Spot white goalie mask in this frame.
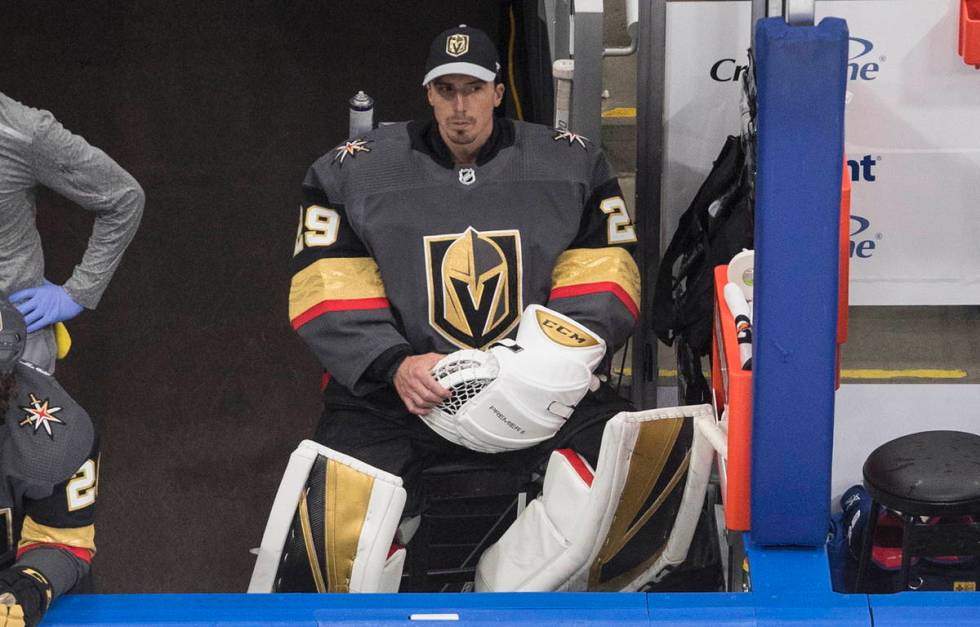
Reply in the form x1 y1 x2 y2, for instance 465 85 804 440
422 305 606 454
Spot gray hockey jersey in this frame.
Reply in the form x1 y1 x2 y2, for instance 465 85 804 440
290 119 640 395
0 362 97 595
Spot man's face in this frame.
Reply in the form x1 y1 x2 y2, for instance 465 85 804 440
426 74 504 149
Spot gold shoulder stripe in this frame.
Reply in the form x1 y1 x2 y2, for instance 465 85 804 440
552 247 641 307
19 516 96 554
289 258 387 322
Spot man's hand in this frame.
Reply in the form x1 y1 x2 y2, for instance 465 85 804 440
393 353 450 415
9 280 83 334
0 567 52 627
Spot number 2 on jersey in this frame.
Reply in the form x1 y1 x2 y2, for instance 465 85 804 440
66 458 98 512
599 197 637 244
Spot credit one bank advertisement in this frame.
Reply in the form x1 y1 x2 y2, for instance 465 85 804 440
663 0 980 305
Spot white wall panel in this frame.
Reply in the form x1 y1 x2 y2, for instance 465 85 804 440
662 0 980 304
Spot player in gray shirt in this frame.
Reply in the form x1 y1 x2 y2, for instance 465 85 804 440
0 91 144 372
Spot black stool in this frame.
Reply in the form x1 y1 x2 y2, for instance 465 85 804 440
855 430 980 592
401 460 538 592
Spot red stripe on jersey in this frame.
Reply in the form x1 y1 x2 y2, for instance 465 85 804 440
549 282 639 319
292 297 391 329
555 449 594 487
18 543 94 564
320 372 332 391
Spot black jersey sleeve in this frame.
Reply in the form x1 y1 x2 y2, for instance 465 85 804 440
16 432 98 597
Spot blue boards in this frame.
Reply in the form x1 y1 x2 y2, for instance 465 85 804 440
751 17 848 546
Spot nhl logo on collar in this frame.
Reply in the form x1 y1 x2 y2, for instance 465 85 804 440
458 168 476 185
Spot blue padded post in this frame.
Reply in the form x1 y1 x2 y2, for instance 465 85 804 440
750 17 848 545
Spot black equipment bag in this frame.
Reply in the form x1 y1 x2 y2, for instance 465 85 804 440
651 136 754 403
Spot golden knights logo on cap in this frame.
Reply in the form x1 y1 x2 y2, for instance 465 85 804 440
535 309 600 348
425 227 522 349
446 33 469 57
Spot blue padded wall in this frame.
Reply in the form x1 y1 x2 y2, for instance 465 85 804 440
750 17 848 545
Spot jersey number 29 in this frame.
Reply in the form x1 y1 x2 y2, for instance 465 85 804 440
294 205 340 254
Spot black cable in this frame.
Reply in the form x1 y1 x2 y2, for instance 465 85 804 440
616 337 630 394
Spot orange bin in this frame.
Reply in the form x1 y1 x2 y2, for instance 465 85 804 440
710 266 753 531
961 0 980 67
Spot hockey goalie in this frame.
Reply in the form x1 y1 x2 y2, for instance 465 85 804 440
249 304 719 593
260 19 728 593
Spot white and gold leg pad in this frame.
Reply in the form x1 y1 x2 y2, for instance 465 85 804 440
248 440 407 593
475 404 718 592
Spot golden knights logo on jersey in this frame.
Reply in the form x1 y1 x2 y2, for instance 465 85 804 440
425 227 522 349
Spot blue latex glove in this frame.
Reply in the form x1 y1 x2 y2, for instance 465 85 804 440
9 280 84 333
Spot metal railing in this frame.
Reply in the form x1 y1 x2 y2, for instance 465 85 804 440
543 0 640 140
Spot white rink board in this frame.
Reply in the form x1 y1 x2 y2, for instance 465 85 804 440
662 0 980 305
831 384 980 509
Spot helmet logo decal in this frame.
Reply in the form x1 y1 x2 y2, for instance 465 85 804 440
425 227 522 349
19 393 65 439
446 34 469 57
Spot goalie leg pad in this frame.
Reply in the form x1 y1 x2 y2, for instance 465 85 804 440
475 449 594 592
248 440 407 593
475 405 716 592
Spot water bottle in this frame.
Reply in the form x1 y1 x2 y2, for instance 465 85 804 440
348 91 374 139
